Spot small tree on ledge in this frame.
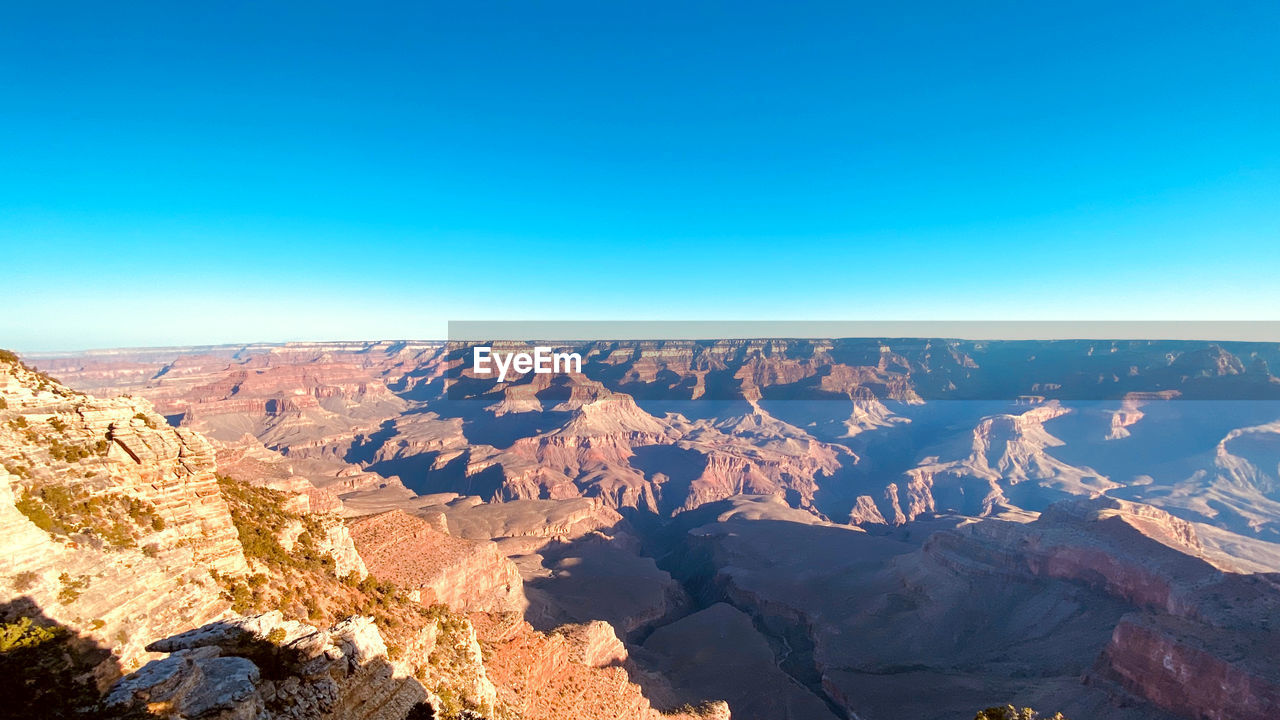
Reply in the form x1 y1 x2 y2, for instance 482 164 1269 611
975 706 1067 720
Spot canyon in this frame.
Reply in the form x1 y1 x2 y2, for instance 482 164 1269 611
6 338 1280 719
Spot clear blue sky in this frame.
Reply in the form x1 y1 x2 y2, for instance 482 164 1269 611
2 1 1278 350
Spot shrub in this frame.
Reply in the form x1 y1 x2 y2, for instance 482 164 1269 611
0 617 61 652
305 596 322 620
974 706 1067 720
0 614 129 719
218 476 293 565
16 484 161 548
57 573 90 604
15 492 55 532
48 436 94 462
435 687 463 719
226 581 254 614
217 475 339 573
11 570 39 592
4 463 31 479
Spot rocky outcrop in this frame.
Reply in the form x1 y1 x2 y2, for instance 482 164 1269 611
1 358 247 674
1105 613 1280 720
108 612 434 720
925 498 1280 719
668 411 850 515
848 494 888 525
557 620 628 668
277 512 368 581
488 390 677 512
472 612 729 720
926 498 1214 614
110 650 264 719
843 385 910 437
437 497 623 544
348 510 525 612
1215 421 1280 497
1106 392 1178 440
882 401 1118 524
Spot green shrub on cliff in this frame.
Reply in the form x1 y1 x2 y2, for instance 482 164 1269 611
0 613 151 720
0 616 98 717
974 706 1067 720
10 571 39 592
0 616 61 652
57 573 90 604
217 475 294 565
15 492 55 532
217 475 338 574
14 484 162 548
47 435 95 462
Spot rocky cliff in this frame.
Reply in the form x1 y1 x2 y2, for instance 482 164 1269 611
1 355 247 676
108 612 433 720
348 509 526 613
1106 612 1280 720
925 498 1280 720
472 612 729 720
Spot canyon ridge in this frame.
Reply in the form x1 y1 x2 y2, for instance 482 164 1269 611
5 338 1280 720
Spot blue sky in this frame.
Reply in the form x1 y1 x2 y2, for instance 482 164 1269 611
2 1 1278 350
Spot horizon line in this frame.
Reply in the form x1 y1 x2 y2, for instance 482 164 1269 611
16 320 1280 356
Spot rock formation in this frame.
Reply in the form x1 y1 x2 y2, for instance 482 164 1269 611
472 612 728 720
108 612 434 720
348 509 526 613
1 355 247 675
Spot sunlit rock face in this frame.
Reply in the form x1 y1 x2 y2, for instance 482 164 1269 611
109 612 439 720
1 356 247 676
348 509 526 613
